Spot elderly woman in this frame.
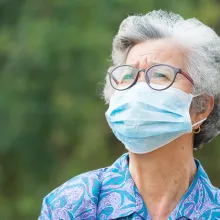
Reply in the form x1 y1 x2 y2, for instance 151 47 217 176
39 10 220 220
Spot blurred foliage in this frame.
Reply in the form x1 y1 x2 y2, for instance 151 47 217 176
0 0 220 219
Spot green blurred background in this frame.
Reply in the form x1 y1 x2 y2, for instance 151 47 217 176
0 0 220 219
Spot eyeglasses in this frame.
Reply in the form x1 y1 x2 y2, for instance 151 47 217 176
108 64 194 91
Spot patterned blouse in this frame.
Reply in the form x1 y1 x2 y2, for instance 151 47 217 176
38 153 220 220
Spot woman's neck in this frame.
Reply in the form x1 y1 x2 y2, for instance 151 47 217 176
129 134 197 220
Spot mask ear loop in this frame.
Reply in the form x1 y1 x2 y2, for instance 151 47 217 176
192 117 207 134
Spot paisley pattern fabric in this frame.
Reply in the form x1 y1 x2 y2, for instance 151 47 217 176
38 153 220 220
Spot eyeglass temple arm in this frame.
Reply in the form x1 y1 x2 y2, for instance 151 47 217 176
179 70 194 85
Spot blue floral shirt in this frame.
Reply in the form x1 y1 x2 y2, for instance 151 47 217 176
39 153 220 220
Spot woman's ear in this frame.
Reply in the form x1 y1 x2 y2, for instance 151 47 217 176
193 95 214 129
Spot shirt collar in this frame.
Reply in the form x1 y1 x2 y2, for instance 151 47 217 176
98 153 217 220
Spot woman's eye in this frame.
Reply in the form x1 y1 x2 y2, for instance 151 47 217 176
122 73 135 80
153 72 166 78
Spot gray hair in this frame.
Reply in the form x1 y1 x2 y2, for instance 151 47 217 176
103 10 220 149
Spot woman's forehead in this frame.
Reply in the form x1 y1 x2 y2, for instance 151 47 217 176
126 39 186 68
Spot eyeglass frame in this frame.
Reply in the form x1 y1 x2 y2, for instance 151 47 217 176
108 64 194 91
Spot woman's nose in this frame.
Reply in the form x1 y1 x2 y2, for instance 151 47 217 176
137 71 146 82
136 56 148 82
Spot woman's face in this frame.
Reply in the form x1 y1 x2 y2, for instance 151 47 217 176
125 39 193 94
125 39 214 126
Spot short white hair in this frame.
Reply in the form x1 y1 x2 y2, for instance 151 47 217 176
102 10 220 149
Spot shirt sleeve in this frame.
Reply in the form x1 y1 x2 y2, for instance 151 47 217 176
37 170 103 219
38 197 52 220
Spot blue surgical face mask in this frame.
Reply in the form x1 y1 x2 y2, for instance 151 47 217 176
105 82 206 154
